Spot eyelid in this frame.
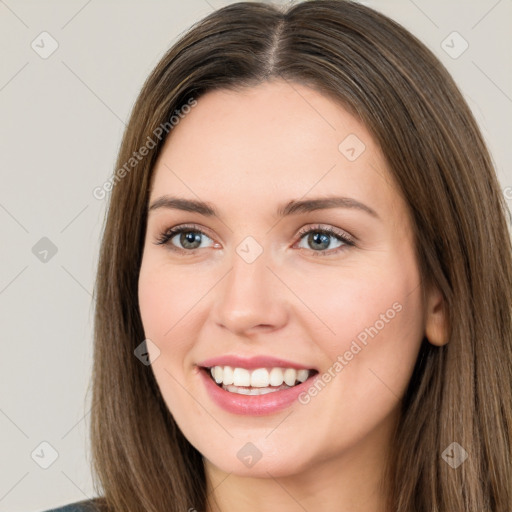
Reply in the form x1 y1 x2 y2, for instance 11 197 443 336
296 224 355 245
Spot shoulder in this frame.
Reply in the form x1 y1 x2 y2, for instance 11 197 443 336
41 499 104 512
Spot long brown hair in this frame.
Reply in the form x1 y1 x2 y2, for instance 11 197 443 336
89 1 512 511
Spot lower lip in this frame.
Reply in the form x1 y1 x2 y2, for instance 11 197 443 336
198 367 317 416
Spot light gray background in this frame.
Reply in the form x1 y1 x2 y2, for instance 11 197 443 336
1 1 511 511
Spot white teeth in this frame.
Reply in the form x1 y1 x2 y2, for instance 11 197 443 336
222 365 234 385
213 366 223 384
232 367 250 387
269 367 284 386
250 368 269 387
208 365 313 389
283 368 297 386
232 386 250 395
222 383 295 395
297 369 309 383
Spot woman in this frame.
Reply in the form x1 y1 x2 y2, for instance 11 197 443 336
45 0 512 511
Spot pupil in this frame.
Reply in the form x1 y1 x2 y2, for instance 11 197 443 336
182 231 200 248
311 232 329 250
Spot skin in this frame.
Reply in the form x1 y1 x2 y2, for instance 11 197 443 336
138 79 447 512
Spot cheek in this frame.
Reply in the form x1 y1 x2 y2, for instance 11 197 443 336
137 260 192 382
295 248 424 393
292 260 423 450
138 260 203 420
138 265 169 340
306 245 423 351
138 257 201 341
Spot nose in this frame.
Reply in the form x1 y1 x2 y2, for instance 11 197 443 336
212 247 289 337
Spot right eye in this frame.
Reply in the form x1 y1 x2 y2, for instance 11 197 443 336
154 224 217 254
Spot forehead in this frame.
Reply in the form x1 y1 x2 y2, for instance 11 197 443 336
149 80 401 221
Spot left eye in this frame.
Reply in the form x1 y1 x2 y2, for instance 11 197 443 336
295 227 353 254
154 224 355 256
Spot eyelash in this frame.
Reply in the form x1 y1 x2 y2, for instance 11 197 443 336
153 223 355 257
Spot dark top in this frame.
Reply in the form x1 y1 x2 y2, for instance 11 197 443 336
42 499 99 512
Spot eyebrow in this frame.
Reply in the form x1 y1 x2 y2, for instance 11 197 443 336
148 195 379 219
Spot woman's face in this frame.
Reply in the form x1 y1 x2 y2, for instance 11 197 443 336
138 80 428 479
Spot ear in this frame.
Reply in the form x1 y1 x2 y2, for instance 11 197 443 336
424 283 449 346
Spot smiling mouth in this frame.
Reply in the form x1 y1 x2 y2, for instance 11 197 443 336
201 366 318 395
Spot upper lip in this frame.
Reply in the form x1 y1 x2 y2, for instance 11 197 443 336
197 355 316 371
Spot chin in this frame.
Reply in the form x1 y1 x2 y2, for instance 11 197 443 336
200 437 316 478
